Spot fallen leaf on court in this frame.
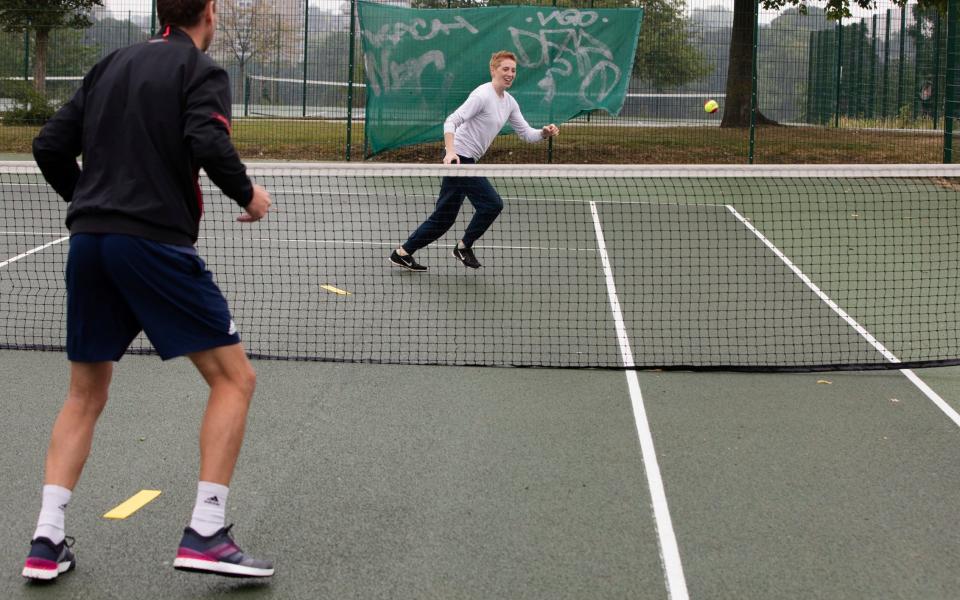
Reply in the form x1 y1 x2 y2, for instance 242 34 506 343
816 379 832 384
890 398 900 403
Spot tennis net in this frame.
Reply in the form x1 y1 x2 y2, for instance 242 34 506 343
3 161 960 372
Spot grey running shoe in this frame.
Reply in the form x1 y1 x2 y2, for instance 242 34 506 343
22 536 76 581
173 525 274 578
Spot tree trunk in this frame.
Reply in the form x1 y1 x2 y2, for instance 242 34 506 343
721 0 778 127
33 28 49 97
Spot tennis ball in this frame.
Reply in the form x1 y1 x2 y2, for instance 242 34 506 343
704 99 719 114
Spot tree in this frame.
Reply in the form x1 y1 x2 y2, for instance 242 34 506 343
84 16 149 54
0 0 103 95
722 0 943 127
211 0 287 93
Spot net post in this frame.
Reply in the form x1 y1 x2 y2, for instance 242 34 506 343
150 0 157 36
748 0 759 164
945 0 958 163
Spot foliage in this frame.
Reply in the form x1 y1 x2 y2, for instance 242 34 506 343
0 78 55 124
0 0 103 33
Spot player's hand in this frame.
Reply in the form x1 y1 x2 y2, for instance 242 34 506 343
238 183 271 222
542 124 559 138
443 150 460 165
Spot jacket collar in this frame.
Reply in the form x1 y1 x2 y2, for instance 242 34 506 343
152 25 195 45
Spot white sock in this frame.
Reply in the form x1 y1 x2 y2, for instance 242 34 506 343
190 481 229 537
396 247 409 256
33 484 72 544
457 241 466 250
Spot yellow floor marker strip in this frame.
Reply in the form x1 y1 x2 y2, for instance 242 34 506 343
320 284 351 296
103 490 161 520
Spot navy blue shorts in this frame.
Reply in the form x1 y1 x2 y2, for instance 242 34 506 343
66 233 241 361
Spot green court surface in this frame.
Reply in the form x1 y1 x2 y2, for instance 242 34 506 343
1 352 960 598
3 166 960 596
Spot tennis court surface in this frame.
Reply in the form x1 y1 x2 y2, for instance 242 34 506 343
2 162 960 598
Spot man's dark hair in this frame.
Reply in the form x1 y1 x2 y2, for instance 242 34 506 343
157 0 211 28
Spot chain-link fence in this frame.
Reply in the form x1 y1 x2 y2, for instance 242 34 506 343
0 0 957 163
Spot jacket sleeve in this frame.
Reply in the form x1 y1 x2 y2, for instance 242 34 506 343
32 85 85 202
183 65 252 207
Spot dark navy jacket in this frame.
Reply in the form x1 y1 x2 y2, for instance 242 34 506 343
33 25 252 246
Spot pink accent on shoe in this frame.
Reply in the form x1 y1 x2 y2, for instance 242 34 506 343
176 548 216 562
24 558 58 570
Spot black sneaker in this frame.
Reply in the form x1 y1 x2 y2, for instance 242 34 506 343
22 536 76 581
453 246 481 269
390 250 427 272
173 525 274 578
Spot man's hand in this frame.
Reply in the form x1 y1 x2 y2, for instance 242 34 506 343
237 183 271 222
541 124 560 139
443 150 461 165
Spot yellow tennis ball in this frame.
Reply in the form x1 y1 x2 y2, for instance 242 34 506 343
704 99 719 114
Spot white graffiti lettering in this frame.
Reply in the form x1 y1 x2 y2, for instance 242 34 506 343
363 16 478 47
365 49 446 97
509 13 622 106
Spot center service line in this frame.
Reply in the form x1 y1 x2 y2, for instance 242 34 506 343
590 201 690 600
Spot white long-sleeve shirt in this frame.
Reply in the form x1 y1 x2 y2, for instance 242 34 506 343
443 82 543 160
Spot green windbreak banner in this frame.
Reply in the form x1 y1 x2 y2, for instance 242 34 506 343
358 2 643 155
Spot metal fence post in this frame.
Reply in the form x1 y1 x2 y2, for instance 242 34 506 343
749 0 759 164
23 26 29 81
834 17 843 128
346 0 357 161
932 9 942 129
897 5 906 116
882 10 891 119
302 0 309 119
944 0 958 162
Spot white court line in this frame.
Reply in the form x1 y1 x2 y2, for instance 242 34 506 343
0 236 69 269
590 201 689 600
726 204 960 429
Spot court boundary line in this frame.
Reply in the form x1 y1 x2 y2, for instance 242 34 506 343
725 204 960 429
590 201 689 600
0 236 68 269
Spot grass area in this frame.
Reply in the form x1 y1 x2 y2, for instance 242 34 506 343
1 118 950 163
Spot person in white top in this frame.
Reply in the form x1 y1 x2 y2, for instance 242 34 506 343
390 50 560 271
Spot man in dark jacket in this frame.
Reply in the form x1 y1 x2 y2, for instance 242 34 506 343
23 0 274 580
